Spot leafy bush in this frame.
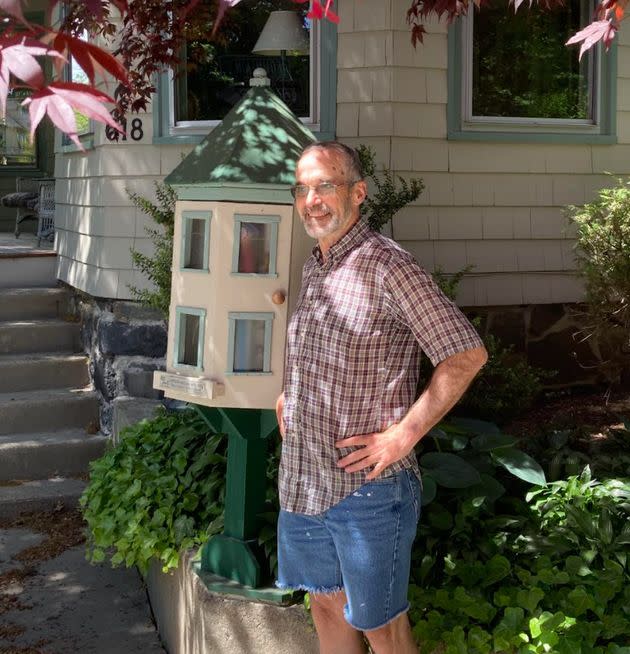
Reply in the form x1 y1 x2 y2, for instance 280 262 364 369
431 267 546 423
417 417 546 508
410 466 630 653
567 177 630 383
458 331 545 422
81 408 227 573
356 144 424 232
128 182 176 319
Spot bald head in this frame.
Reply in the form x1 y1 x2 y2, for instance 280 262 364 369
299 141 363 183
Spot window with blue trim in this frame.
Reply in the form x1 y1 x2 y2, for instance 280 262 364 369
232 214 279 275
227 312 274 374
154 0 336 142
449 0 616 141
181 211 211 271
175 307 206 370
61 15 93 149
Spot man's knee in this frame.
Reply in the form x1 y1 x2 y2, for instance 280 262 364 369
363 613 415 653
310 590 347 620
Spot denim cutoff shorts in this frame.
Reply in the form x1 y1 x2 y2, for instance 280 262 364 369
276 468 421 631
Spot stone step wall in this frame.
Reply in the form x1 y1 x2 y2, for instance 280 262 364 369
66 288 167 434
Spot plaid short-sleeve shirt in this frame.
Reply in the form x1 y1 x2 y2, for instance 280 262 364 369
279 220 483 515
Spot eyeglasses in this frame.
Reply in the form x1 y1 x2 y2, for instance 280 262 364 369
290 181 359 199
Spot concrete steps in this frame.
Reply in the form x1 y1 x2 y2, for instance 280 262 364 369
0 478 88 520
0 387 100 435
0 253 57 288
0 318 80 354
0 352 89 392
0 268 107 518
0 430 108 481
0 287 70 320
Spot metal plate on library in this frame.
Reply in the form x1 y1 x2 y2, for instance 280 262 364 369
155 372 225 398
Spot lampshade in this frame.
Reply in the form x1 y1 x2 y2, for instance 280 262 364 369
252 11 309 56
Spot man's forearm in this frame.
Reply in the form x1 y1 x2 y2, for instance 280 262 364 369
399 345 488 445
336 345 487 478
275 392 285 438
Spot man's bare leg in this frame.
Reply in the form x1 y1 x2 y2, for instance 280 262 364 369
310 591 368 654
364 612 418 654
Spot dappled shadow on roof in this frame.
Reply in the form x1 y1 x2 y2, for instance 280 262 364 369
165 87 315 188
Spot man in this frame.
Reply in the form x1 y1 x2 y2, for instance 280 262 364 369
275 141 487 654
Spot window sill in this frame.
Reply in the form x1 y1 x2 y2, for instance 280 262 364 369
153 129 334 146
448 130 617 145
60 134 95 153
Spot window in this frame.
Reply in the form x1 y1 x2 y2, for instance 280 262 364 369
174 307 206 370
0 90 35 166
62 27 94 148
448 0 616 141
154 0 337 142
227 312 274 374
231 214 279 275
181 211 211 271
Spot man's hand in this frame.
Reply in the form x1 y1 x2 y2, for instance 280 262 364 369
336 346 487 479
336 423 417 480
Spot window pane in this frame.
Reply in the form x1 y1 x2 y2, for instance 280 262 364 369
238 222 271 273
184 218 207 269
65 29 91 140
179 314 201 366
233 319 266 372
0 90 35 166
472 0 591 119
175 0 310 122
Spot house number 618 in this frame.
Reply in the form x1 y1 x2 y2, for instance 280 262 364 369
106 118 144 142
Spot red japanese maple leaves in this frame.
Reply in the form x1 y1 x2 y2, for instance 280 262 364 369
405 0 623 51
0 4 128 147
0 0 622 147
566 0 624 57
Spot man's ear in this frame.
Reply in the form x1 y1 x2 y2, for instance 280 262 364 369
352 180 368 207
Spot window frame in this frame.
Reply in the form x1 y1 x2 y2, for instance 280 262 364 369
181 210 212 272
226 311 274 376
59 10 94 151
0 10 46 170
447 10 617 143
231 213 280 277
153 16 337 144
173 306 207 372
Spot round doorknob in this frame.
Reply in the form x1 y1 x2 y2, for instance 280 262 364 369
272 290 286 305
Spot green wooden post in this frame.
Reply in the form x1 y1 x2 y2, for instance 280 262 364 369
194 405 278 588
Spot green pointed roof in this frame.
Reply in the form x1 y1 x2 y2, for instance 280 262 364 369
165 85 316 203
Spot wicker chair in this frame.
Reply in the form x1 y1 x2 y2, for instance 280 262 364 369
3 177 55 243
36 179 55 246
6 177 39 238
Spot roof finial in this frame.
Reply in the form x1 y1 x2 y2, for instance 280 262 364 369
250 68 271 87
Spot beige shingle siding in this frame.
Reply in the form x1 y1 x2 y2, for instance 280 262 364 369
55 110 193 299
336 4 630 305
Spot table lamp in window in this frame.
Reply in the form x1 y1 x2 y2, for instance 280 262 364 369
252 10 309 105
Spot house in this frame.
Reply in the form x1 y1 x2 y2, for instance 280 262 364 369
6 0 630 425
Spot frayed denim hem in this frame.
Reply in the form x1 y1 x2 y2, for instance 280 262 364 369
346 601 410 632
275 581 343 595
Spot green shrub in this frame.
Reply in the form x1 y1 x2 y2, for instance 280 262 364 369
128 182 176 319
356 144 424 232
81 408 227 573
567 177 630 383
410 466 630 653
458 330 545 422
431 267 546 423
